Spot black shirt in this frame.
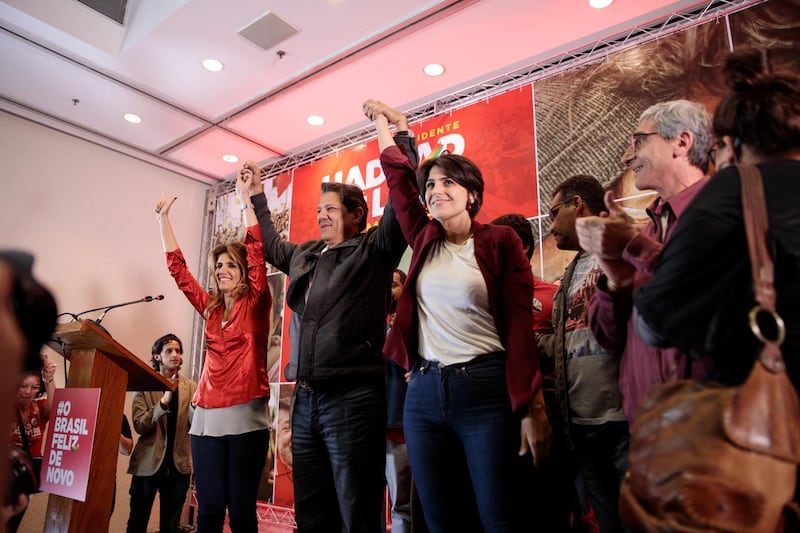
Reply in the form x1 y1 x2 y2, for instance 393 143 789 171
635 161 800 388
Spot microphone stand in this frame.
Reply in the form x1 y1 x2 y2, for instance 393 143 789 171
72 295 165 328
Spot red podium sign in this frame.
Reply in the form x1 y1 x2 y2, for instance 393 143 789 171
40 388 101 502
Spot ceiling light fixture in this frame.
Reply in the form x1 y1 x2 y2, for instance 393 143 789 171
589 0 613 8
306 115 325 126
222 154 239 163
202 59 224 72
423 63 445 77
123 113 142 124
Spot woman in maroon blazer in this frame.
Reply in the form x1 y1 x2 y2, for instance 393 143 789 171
364 100 551 533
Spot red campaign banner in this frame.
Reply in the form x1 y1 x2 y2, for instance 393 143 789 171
289 140 387 243
39 388 101 502
289 85 537 243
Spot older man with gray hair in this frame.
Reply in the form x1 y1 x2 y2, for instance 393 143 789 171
576 99 713 424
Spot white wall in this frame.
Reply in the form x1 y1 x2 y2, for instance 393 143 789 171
0 110 209 532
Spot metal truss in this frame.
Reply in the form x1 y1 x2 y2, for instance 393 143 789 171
207 0 765 197
411 0 764 118
194 0 766 381
257 503 297 527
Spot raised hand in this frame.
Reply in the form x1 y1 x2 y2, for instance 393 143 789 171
236 165 254 204
362 100 407 129
154 192 177 219
41 353 57 383
155 193 180 252
362 99 381 120
363 100 407 153
239 161 264 195
575 191 638 260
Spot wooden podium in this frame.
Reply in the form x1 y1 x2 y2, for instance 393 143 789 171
43 320 174 532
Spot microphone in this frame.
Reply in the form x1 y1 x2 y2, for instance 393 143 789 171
74 295 166 326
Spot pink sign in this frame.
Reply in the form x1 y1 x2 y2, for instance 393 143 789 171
39 388 101 501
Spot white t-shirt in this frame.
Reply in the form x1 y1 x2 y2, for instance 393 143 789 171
416 237 504 365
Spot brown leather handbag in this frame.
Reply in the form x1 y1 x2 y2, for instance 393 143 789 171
620 164 800 532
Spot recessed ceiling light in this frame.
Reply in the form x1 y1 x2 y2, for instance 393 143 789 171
202 59 224 72
123 113 142 124
306 115 325 126
222 154 239 163
589 0 613 8
423 63 445 77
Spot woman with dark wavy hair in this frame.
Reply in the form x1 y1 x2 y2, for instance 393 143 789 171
154 170 271 533
635 47 800 388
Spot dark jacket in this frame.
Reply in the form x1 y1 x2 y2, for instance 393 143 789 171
252 135 417 382
635 161 800 389
385 357 407 430
380 145 541 413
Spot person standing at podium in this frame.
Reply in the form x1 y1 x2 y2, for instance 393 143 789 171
154 169 272 533
126 334 197 533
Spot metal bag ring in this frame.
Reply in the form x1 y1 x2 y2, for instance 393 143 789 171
748 305 786 346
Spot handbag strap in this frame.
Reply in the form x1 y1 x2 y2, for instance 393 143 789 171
723 164 800 463
16 409 31 452
739 164 786 371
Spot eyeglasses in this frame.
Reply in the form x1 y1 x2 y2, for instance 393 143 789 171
630 132 660 152
548 199 571 219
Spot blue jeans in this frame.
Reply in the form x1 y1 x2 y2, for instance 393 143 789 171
571 421 630 533
404 354 524 533
190 429 269 533
291 380 386 533
126 463 191 533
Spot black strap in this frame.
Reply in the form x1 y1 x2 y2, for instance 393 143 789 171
16 409 31 452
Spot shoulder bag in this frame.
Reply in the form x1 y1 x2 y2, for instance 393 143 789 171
620 164 800 532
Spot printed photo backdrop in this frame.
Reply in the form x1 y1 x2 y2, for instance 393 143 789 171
531 0 800 280
204 0 800 506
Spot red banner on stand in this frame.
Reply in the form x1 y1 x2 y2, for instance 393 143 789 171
39 388 101 502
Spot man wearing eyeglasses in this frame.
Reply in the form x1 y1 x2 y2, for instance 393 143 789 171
539 174 629 533
575 99 713 425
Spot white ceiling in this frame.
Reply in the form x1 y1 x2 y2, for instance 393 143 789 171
0 0 709 185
